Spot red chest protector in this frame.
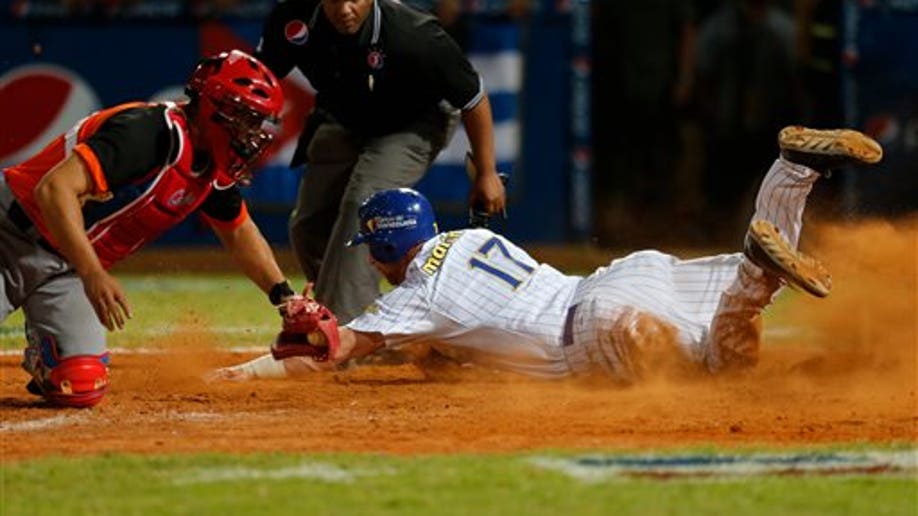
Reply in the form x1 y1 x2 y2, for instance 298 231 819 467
86 106 216 269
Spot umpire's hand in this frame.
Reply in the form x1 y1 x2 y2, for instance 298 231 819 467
470 170 506 216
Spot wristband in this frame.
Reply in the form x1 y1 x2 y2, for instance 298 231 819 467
268 280 295 305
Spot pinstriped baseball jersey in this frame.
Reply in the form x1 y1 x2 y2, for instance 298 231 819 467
347 157 821 380
346 228 581 377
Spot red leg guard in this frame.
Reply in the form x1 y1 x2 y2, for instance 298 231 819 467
44 355 110 408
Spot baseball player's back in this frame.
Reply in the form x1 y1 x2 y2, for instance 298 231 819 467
348 229 581 377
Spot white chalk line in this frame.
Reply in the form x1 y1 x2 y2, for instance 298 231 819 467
0 413 90 432
172 463 393 485
0 409 285 433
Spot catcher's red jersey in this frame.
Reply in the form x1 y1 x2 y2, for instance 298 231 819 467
3 101 248 268
3 102 149 236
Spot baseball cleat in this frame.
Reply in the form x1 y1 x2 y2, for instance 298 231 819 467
778 126 883 173
744 219 832 298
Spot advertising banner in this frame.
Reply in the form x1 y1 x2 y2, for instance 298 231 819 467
1 17 534 242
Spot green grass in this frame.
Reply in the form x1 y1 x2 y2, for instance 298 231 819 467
0 274 306 351
2 451 915 516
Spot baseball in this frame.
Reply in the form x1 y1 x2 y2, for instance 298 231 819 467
307 332 328 347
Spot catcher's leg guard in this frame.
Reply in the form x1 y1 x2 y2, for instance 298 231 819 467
22 334 110 408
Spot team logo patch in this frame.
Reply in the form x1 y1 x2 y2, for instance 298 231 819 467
285 20 309 45
367 50 385 70
167 189 196 208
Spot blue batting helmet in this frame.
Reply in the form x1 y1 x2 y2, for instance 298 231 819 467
347 188 438 263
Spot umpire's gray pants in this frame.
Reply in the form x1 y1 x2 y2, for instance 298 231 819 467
289 109 457 323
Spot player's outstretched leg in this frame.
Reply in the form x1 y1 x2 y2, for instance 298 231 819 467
705 126 883 371
742 126 882 298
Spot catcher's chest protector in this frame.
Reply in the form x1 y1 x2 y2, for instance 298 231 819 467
87 106 215 269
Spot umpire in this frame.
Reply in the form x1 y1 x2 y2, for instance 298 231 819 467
256 0 506 322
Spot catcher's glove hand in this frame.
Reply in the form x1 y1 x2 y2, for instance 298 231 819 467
271 296 341 362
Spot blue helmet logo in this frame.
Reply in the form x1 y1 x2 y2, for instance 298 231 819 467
347 188 438 263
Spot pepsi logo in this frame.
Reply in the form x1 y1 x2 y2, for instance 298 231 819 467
285 20 309 46
0 64 101 166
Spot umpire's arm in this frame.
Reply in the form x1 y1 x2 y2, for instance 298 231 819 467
463 95 506 215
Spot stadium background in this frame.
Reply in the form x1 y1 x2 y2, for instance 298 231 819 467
0 3 915 511
1 0 915 247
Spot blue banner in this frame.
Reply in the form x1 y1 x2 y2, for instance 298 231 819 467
843 0 918 213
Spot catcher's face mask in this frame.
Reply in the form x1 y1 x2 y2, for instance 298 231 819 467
210 100 281 184
185 50 285 186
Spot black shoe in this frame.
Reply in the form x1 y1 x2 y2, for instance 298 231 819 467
744 219 832 298
25 378 43 396
778 126 883 174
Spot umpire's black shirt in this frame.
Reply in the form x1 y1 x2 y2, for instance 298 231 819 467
257 0 483 139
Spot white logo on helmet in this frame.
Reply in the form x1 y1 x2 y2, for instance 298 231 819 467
370 215 417 231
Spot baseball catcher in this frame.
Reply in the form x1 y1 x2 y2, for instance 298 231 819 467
1 50 299 407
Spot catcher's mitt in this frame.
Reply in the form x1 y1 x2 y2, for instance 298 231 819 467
271 296 340 361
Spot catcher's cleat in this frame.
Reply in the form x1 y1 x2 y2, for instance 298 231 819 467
778 126 883 174
25 378 43 396
744 219 832 298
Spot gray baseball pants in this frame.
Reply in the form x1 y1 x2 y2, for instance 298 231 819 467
289 108 457 323
0 175 106 379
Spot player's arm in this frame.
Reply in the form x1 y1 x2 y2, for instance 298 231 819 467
34 154 132 331
207 325 383 382
336 328 385 363
210 213 289 298
200 185 293 303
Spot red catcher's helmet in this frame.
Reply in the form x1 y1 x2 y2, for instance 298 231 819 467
185 49 284 186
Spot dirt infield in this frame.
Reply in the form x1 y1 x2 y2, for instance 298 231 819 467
1 220 915 461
